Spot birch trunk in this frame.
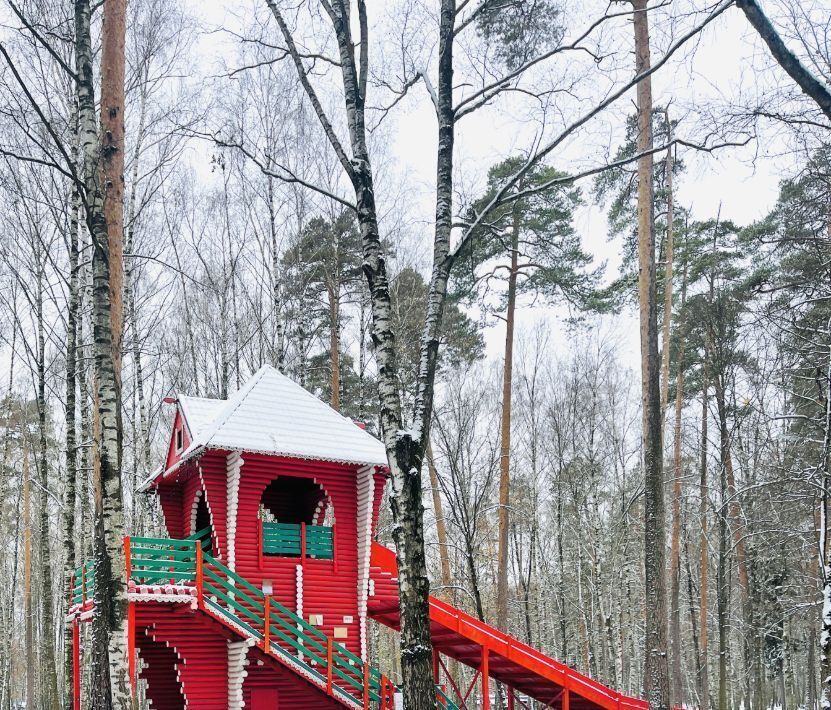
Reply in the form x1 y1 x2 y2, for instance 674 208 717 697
36 254 59 710
75 0 129 706
633 1 670 706
63 165 81 709
820 335 831 710
24 450 35 709
699 362 711 710
265 2 457 704
268 176 286 371
496 207 520 633
124 82 152 484
328 281 341 411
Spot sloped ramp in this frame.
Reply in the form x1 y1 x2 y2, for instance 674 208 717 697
368 542 647 710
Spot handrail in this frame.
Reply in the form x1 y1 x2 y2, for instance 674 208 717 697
198 550 391 707
370 541 641 710
68 537 457 709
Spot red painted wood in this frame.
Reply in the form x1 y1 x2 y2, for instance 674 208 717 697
482 647 490 710
369 541 648 710
251 687 280 709
72 619 80 710
127 601 135 695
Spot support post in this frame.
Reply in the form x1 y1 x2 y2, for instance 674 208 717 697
563 687 570 710
301 522 307 566
258 516 263 570
195 542 204 609
124 536 131 580
127 601 136 696
508 686 515 710
326 637 333 695
481 647 490 710
433 648 440 684
72 618 80 710
363 662 370 709
264 596 271 650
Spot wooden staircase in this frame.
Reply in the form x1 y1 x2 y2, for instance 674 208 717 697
68 534 454 709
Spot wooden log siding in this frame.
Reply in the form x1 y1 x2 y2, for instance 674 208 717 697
231 453 365 659
242 645 343 709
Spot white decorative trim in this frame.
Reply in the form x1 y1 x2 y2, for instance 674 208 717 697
296 564 304 662
355 465 375 661
188 488 202 536
226 451 244 572
227 639 254 709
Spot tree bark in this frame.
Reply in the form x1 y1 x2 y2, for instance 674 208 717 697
820 339 831 710
36 251 59 710
669 261 686 708
660 132 674 421
699 360 711 710
63 159 81 709
24 449 35 710
496 206 520 633
426 440 452 602
735 0 831 120
75 0 129 706
632 1 670 707
265 2 456 705
328 280 341 411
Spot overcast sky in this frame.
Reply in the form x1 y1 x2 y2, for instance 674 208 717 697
187 0 803 368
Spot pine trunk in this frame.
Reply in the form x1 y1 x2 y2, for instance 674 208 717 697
426 440 452 601
669 262 685 708
632 1 670 707
496 207 519 633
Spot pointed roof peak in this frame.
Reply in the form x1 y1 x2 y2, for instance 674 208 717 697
174 365 388 471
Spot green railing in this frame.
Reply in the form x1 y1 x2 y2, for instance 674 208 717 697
70 560 95 606
198 550 392 706
69 533 457 709
127 535 200 585
262 521 334 560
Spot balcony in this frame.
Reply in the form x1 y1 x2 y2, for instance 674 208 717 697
261 521 334 560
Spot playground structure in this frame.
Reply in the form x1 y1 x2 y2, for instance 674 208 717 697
67 365 649 710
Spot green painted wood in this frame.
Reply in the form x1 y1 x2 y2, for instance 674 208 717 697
129 536 196 548
202 580 264 628
131 559 195 571
132 570 195 583
203 568 265 614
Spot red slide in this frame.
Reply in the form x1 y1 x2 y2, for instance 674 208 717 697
368 542 647 710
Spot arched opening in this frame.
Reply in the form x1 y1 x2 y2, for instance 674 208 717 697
259 477 334 560
137 635 185 709
190 491 212 555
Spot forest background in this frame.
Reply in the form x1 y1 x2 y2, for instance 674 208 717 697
0 1 829 709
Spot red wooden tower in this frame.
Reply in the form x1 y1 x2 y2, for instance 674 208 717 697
68 365 648 710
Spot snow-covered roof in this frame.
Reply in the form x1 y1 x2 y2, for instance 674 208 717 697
155 366 388 486
178 395 225 440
